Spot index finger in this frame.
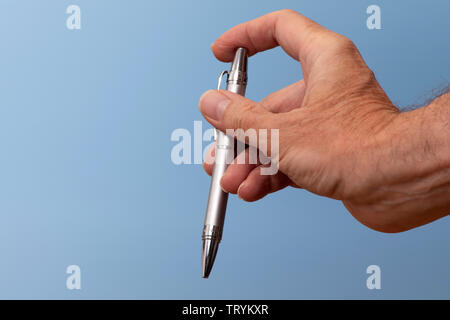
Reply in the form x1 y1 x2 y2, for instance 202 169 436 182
211 9 334 65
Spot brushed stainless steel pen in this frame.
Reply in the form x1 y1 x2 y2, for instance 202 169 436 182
202 47 248 278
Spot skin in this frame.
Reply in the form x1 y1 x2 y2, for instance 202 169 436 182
198 9 450 233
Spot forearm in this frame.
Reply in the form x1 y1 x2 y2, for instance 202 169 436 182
346 92 450 232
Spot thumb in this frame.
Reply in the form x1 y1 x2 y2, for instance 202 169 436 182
199 89 277 137
199 89 283 157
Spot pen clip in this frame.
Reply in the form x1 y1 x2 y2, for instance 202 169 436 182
217 70 228 91
213 70 228 141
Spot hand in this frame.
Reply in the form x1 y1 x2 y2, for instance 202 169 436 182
199 10 450 232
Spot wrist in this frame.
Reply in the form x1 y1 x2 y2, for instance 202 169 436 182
346 104 450 232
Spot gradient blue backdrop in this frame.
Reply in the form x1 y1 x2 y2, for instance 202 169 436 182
0 0 448 299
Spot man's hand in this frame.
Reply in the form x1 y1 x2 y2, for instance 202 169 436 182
199 10 450 233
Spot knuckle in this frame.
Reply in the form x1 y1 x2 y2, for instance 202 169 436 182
331 35 357 53
361 69 377 87
352 67 378 90
277 8 297 16
366 68 376 82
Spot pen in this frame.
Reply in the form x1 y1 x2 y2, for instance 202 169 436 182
202 47 248 278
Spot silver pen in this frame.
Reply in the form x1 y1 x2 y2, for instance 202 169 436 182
202 47 248 278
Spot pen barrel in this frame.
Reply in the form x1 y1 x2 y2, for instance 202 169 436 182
203 80 246 242
203 132 230 241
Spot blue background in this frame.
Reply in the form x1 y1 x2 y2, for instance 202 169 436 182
0 0 448 299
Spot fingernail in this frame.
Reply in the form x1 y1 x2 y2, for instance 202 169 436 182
220 176 229 193
237 182 246 199
204 147 214 165
199 90 230 121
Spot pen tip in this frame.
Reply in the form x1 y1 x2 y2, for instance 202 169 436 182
202 238 220 279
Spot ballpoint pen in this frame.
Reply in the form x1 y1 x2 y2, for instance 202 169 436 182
202 47 248 278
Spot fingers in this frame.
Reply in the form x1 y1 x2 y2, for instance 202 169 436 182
211 9 334 66
260 80 306 113
220 147 258 194
202 142 215 176
198 89 285 154
203 143 290 201
237 166 291 202
214 147 290 201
